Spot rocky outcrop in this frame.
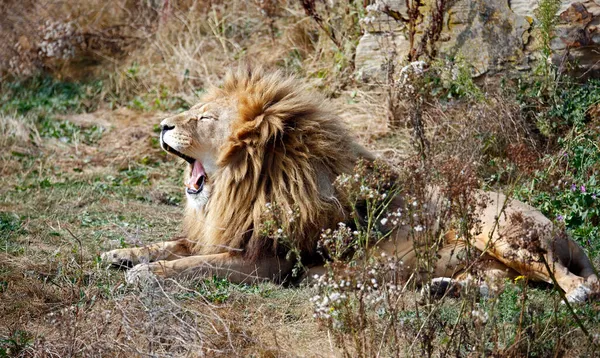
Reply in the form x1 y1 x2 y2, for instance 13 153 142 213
355 0 600 80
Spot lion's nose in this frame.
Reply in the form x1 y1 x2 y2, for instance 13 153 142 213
161 124 175 132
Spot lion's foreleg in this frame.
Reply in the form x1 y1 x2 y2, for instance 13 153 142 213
101 237 193 268
126 253 294 285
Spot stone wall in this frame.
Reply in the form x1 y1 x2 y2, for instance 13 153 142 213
355 0 600 80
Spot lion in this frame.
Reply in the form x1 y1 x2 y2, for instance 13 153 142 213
101 67 597 302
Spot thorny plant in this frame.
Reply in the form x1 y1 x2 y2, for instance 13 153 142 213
304 158 472 356
387 60 431 157
312 159 417 357
363 0 471 165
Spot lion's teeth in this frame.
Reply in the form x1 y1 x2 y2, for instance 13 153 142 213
191 183 199 190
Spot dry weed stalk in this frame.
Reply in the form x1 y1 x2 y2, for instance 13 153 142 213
300 0 344 51
374 0 449 61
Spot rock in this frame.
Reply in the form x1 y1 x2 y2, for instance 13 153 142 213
355 0 600 81
355 32 410 82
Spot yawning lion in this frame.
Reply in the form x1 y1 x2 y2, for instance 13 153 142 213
101 67 597 302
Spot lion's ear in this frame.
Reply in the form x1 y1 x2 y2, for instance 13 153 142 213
217 141 250 180
233 114 266 142
217 109 265 168
238 96 265 124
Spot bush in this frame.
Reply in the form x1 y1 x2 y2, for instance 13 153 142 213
515 80 600 255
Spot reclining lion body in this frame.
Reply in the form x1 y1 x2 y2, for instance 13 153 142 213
102 68 597 302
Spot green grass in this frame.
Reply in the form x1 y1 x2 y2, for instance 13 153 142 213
38 117 104 144
0 212 25 255
0 76 102 116
175 276 273 303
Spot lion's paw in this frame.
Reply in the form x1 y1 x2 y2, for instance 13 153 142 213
421 277 463 299
101 249 148 269
421 277 492 301
125 263 160 286
565 283 591 304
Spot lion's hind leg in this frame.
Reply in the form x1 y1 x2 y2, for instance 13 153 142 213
471 192 597 302
101 237 193 269
551 234 597 283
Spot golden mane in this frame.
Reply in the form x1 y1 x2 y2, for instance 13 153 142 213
183 67 371 260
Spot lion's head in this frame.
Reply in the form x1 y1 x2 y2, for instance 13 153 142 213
160 67 372 260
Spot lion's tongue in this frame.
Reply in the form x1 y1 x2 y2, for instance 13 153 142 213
187 160 205 190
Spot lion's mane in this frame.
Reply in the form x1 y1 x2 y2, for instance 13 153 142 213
184 67 371 260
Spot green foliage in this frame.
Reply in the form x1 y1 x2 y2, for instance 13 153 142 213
0 76 106 145
0 330 34 357
404 58 484 102
535 0 560 56
0 212 22 237
126 88 190 112
515 79 600 254
516 134 600 254
479 280 596 356
196 277 235 303
39 118 104 144
0 212 25 254
518 79 600 136
534 0 561 87
548 80 600 130
0 76 101 116
435 57 484 101
113 167 151 187
176 277 265 303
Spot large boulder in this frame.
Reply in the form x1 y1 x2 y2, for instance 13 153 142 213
355 0 600 80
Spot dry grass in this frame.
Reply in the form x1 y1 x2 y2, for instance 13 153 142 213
1 0 364 105
9 279 333 357
2 83 597 356
0 105 348 356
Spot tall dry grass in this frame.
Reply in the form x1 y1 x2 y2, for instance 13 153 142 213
1 0 367 106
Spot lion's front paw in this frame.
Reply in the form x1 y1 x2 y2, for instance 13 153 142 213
101 249 135 269
126 263 163 285
101 248 149 269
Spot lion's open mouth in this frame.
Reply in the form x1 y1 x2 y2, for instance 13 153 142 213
160 140 206 195
186 160 206 195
